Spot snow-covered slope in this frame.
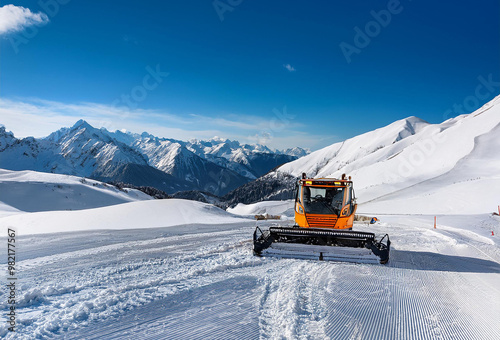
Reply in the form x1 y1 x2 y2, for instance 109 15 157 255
278 115 430 181
227 199 294 218
361 118 500 214
0 169 152 215
1 198 249 235
276 95 500 214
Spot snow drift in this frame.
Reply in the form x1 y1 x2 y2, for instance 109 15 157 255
1 198 250 235
0 169 152 215
227 200 295 218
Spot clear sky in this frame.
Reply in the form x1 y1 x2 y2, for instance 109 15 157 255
1 0 499 150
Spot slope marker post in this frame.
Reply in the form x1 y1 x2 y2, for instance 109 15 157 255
434 216 436 229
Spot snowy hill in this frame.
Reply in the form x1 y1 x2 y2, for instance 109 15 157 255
0 121 306 195
1 198 249 235
227 199 295 219
233 95 500 214
0 169 152 216
360 111 500 214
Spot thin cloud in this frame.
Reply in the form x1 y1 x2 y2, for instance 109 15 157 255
283 64 296 72
0 5 49 35
0 97 319 150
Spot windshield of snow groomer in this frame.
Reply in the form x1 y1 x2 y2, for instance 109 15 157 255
302 186 345 215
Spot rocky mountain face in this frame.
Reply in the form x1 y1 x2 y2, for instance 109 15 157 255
0 120 307 195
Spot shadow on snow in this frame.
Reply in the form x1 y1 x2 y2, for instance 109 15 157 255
390 249 500 273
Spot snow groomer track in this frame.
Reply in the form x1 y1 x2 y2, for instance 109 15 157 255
1 216 499 339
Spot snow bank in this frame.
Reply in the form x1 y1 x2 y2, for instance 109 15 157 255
227 200 294 218
0 169 152 214
0 201 21 218
0 199 250 235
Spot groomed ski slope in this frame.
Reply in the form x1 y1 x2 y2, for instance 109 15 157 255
1 204 499 339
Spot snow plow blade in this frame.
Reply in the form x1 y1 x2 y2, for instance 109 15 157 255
253 226 390 264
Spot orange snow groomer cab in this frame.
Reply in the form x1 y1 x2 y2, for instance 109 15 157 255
294 173 357 230
253 173 390 264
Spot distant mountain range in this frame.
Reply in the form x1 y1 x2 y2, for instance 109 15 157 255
0 120 309 195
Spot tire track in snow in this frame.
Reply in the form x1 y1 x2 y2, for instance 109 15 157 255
257 260 330 339
68 276 261 340
15 228 248 270
5 231 254 309
4 227 262 338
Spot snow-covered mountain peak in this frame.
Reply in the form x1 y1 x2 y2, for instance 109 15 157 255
209 136 228 143
72 119 93 130
0 126 14 138
140 131 155 139
0 126 16 151
1 119 304 195
401 115 429 131
281 147 310 158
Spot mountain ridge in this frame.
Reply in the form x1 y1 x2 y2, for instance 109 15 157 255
0 121 307 195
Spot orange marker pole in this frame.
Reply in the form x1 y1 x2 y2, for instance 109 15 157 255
498 205 500 215
434 216 436 229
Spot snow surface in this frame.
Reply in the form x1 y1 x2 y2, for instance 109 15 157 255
0 169 498 339
0 169 152 215
1 199 250 235
227 200 295 219
0 212 499 339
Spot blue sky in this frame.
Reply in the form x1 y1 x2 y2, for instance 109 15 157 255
1 0 499 150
